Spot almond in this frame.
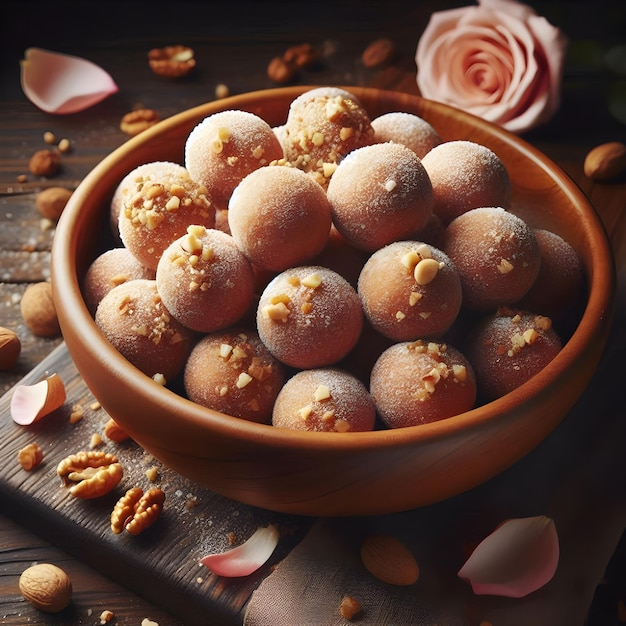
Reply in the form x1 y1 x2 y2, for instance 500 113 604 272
583 141 626 182
360 534 420 585
0 326 21 370
19 563 72 613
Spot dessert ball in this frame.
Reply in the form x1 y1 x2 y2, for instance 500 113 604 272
95 279 194 383
83 247 155 315
282 88 375 187
326 142 434 252
370 340 477 428
156 225 255 333
228 165 332 272
256 266 363 369
118 164 215 270
272 368 376 433
517 229 585 321
185 109 284 209
184 328 286 424
357 241 462 341
421 140 511 224
442 207 541 312
110 161 188 236
371 111 442 158
464 307 563 401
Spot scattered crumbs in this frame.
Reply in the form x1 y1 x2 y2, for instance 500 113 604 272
145 466 159 482
196 576 204 584
227 531 237 545
89 433 103 448
90 400 102 411
69 403 85 424
141 619 159 626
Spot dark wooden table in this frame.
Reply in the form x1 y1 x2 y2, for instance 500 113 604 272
1 2 625 624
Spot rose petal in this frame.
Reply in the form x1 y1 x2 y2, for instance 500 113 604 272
20 47 118 114
199 525 280 577
11 373 67 425
457 515 559 597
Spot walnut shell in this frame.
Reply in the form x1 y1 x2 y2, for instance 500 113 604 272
19 563 72 613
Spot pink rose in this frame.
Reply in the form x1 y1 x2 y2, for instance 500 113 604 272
415 0 568 133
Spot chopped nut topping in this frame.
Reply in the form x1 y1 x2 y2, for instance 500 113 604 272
299 405 313 420
339 127 354 141
301 272 322 288
395 310 406 320
263 301 291 322
409 292 422 306
498 258 514 274
236 372 253 389
384 179 397 192
414 258 441 285
313 385 331 402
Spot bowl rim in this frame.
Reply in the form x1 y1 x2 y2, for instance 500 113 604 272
51 85 616 454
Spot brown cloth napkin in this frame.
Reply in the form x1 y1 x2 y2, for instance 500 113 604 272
245 325 626 626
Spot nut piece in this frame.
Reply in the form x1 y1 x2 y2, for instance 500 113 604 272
111 487 165 535
18 442 43 470
339 596 362 620
57 450 123 499
360 534 420 586
120 109 160 136
29 149 60 177
0 326 21 370
362 38 397 68
35 187 73 220
584 141 626 182
283 43 317 69
148 45 196 78
20 282 60 337
267 56 295 84
103 417 130 443
19 563 72 613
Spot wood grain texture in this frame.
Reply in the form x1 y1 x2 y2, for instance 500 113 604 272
0 345 311 625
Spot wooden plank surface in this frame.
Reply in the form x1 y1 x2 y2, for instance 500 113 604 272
0 343 311 625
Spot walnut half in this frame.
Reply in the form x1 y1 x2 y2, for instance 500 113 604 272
111 487 165 535
56 450 123 498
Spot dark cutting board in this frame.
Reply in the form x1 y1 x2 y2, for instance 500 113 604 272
0 343 311 626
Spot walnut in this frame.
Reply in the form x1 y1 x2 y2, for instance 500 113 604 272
18 442 43 470
103 417 130 443
362 38 397 68
111 487 165 535
148 45 196 78
56 450 123 498
120 109 160 136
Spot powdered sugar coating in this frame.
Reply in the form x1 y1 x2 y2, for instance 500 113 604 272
185 109 284 209
94 279 194 382
370 340 477 428
228 165 332 272
118 164 215 270
517 229 584 320
442 207 541 312
358 241 462 341
256 266 363 369
83 247 155 315
282 89 375 187
327 142 434 252
184 328 286 424
371 111 442 158
464 308 563 401
272 368 376 432
110 161 187 235
156 226 255 333
421 140 511 224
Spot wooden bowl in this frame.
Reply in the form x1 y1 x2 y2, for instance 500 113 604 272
51 86 615 516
